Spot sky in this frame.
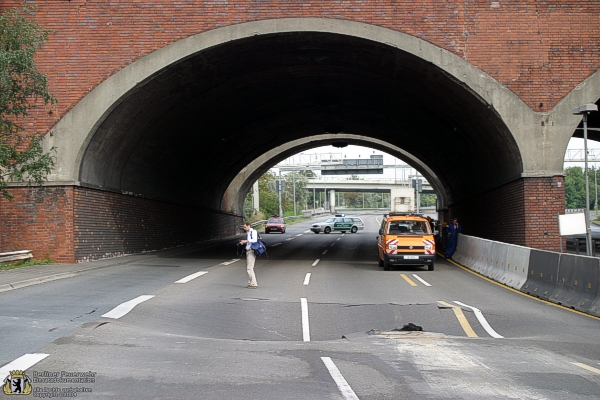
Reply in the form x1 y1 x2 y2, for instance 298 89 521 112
273 138 600 180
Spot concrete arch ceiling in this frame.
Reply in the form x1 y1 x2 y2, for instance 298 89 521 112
46 19 531 211
223 134 446 214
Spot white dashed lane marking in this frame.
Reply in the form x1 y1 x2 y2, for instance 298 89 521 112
412 274 432 287
321 357 360 400
0 354 50 379
102 295 155 319
301 298 310 342
175 271 208 283
453 301 504 338
220 259 240 265
304 273 311 285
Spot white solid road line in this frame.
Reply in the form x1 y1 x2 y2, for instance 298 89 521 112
301 298 310 342
0 354 50 378
453 301 504 338
412 274 432 287
322 250 328 255
312 259 320 267
321 357 360 400
304 229 311 233
220 259 240 265
102 295 155 319
304 273 311 285
175 271 208 283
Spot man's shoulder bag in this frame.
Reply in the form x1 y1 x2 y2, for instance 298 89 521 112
250 231 268 257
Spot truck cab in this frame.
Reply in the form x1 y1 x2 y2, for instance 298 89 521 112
377 212 436 271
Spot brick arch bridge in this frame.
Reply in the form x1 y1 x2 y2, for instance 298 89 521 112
1 2 599 263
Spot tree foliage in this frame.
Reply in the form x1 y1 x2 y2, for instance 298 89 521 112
420 193 437 207
258 171 279 217
0 5 56 199
564 166 599 210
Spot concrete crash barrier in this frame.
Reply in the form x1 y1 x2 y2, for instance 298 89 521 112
452 235 471 266
0 250 33 264
472 237 493 277
488 241 508 282
454 235 600 318
552 254 599 316
522 250 560 302
502 245 530 291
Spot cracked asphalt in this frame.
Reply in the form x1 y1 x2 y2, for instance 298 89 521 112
1 214 600 399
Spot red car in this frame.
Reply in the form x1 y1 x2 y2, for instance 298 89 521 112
265 217 286 234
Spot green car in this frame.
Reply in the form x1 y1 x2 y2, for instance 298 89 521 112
310 217 364 234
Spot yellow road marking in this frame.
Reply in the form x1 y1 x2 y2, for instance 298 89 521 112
400 274 418 286
572 362 600 375
437 301 478 338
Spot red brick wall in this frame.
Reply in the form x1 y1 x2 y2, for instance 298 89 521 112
73 187 242 262
0 187 74 263
523 176 566 251
1 1 598 137
1 186 242 263
451 176 565 251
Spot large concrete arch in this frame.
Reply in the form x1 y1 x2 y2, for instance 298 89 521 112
2 17 577 262
43 17 539 195
548 69 600 152
222 134 446 215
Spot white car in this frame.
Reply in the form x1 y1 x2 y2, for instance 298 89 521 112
310 216 364 234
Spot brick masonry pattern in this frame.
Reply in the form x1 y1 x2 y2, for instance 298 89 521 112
0 1 598 136
0 2 583 260
451 176 565 252
1 187 242 263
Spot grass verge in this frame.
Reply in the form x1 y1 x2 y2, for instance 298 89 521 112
0 256 53 271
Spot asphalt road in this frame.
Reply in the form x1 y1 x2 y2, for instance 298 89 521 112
1 214 599 399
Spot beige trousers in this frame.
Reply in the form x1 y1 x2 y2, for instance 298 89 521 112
246 250 257 286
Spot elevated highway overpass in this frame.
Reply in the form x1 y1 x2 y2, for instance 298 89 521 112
305 178 434 193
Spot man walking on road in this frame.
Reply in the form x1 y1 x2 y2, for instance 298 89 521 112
445 218 462 260
239 222 258 288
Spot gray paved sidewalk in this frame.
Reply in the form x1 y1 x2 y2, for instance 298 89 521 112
0 235 242 293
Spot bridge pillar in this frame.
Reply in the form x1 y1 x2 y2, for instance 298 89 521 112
252 181 259 215
450 176 565 252
329 190 336 214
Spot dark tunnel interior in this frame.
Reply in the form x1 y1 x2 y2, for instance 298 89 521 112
79 32 523 212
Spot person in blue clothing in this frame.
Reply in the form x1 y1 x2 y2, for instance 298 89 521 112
445 218 462 259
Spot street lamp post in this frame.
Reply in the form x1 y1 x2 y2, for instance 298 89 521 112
594 165 598 215
572 104 598 256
